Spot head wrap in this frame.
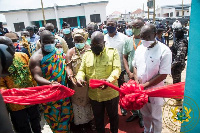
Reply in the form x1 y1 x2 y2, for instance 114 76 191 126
72 29 88 42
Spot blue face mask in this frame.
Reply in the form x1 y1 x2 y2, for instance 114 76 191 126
107 26 116 34
63 28 71 34
57 48 63 53
125 29 133 36
26 37 31 42
102 28 108 34
51 32 55 36
75 43 85 49
44 43 55 53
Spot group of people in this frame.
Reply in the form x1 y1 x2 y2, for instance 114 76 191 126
0 16 188 133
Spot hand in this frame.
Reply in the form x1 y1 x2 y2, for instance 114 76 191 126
50 81 61 86
127 72 134 79
76 79 87 87
70 76 77 86
99 79 109 90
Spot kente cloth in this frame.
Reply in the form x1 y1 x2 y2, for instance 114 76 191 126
41 49 73 132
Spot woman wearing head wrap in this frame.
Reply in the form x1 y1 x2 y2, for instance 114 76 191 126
66 29 95 132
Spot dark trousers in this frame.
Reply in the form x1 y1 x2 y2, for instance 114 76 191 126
164 36 169 46
90 97 119 133
9 105 41 133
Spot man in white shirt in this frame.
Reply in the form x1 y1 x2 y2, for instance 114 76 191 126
104 19 130 116
132 24 172 133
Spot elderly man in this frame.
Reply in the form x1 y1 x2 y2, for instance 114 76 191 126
36 23 68 54
0 36 41 133
29 30 73 132
76 31 121 133
133 24 172 133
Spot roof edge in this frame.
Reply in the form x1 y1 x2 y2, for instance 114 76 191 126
0 0 108 14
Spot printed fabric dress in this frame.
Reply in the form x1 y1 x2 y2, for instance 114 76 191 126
41 49 73 133
0 52 36 111
69 48 93 125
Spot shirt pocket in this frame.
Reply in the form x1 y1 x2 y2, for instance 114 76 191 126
86 61 94 75
101 61 113 74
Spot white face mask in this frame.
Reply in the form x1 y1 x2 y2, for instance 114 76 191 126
58 48 63 53
141 40 155 47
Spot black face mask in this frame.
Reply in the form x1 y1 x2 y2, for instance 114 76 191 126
91 45 104 55
88 30 94 38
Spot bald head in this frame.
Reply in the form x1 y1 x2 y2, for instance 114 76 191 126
91 31 104 45
0 36 13 46
0 36 15 56
40 30 55 48
45 23 54 32
140 24 156 41
91 31 105 55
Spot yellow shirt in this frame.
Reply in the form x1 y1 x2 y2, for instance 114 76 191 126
76 47 121 102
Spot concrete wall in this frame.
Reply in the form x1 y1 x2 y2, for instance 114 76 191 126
83 3 107 24
3 2 107 32
4 11 31 32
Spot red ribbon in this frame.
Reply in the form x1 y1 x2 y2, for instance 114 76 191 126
89 79 185 110
0 85 75 105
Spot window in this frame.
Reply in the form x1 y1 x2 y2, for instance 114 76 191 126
176 12 179 17
14 22 25 32
170 12 173 17
80 16 86 28
63 17 78 27
90 14 101 23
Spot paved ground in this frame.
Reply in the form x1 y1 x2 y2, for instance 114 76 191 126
41 40 187 133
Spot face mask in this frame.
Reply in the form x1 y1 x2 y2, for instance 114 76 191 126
91 45 104 55
102 28 108 34
141 40 155 47
75 43 85 49
57 48 63 53
51 32 55 36
60 34 64 38
132 28 141 36
26 37 30 42
44 43 55 53
125 29 133 36
63 28 71 34
107 26 116 34
17 40 20 43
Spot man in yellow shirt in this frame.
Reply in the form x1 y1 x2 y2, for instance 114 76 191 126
76 31 121 133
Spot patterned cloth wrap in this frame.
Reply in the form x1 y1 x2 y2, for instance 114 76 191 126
41 49 73 133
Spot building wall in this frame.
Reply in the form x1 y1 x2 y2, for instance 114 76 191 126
4 11 31 32
83 3 107 24
3 2 107 32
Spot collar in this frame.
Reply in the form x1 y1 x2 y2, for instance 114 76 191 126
148 40 158 48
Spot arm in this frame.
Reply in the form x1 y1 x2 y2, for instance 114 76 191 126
60 37 69 54
29 53 52 86
76 53 87 87
144 49 172 88
107 49 121 83
66 48 77 85
142 74 168 88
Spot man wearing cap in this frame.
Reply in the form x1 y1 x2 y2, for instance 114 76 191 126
62 22 74 49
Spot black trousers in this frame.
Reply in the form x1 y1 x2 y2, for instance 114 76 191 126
9 105 41 133
165 36 169 46
90 97 119 133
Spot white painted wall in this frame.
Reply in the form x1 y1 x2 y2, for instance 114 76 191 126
3 2 107 32
83 3 107 24
4 11 31 32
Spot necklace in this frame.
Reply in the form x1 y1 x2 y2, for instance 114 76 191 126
133 37 141 50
